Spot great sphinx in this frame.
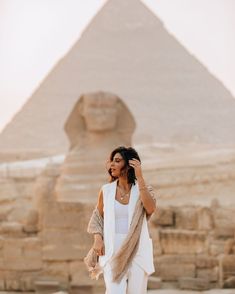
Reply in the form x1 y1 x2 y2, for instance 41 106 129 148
55 91 136 202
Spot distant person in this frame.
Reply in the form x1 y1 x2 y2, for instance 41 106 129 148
85 146 157 294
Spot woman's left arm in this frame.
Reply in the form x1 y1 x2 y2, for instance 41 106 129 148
129 158 157 215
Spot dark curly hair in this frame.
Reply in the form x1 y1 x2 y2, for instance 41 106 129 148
108 146 141 184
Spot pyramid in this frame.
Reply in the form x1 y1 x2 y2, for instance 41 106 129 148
1 0 235 160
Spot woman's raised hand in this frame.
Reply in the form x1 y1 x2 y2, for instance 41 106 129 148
128 158 143 178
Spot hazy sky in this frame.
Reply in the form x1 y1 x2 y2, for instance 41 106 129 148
0 0 235 132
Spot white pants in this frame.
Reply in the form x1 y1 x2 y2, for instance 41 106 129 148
103 233 148 294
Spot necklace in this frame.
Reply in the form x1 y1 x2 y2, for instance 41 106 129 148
117 183 132 200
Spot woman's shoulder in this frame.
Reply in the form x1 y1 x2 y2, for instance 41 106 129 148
101 182 110 189
101 179 117 190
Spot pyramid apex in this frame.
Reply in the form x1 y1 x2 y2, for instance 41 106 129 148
85 0 163 33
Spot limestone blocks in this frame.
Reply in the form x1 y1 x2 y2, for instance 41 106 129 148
1 237 42 271
160 230 207 255
213 207 235 238
219 255 235 288
149 203 235 289
151 207 174 227
41 200 94 261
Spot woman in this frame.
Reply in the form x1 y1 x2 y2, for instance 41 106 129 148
88 146 156 294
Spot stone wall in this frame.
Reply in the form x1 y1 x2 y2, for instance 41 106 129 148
0 162 106 293
149 204 235 290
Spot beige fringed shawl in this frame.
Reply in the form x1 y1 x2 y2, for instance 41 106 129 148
84 185 156 283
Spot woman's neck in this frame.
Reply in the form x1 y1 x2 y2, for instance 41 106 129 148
117 177 132 191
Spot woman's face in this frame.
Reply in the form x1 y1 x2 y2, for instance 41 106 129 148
110 152 127 178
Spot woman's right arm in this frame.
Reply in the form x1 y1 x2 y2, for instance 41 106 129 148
96 189 104 218
93 189 105 256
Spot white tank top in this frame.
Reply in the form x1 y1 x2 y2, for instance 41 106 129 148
114 200 129 234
